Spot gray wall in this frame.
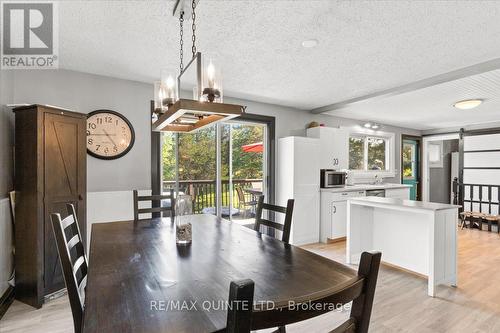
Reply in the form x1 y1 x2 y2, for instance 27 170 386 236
8 70 152 192
224 96 421 184
430 139 459 204
0 71 14 199
0 71 15 296
3 69 421 193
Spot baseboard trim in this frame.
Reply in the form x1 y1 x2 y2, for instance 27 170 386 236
381 261 428 280
0 286 15 320
327 236 346 244
44 288 67 302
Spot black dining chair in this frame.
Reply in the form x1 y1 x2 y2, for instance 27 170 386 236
225 251 381 333
50 204 88 333
254 195 294 244
133 189 175 226
226 279 255 333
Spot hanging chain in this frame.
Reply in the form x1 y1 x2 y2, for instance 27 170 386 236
179 11 184 73
191 0 197 57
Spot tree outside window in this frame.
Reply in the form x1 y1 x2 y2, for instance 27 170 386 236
349 137 365 170
349 135 388 171
367 138 386 170
402 143 415 178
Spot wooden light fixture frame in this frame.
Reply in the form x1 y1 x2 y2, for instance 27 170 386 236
152 19 246 133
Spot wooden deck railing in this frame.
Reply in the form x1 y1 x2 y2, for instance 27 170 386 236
163 179 263 213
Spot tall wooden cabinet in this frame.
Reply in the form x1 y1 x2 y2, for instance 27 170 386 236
14 105 87 308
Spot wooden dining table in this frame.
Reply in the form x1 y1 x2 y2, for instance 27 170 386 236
82 214 360 333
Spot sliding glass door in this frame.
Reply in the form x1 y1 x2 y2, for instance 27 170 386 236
161 118 270 220
221 121 267 223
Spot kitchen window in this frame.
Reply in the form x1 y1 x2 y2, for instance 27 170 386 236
349 132 395 176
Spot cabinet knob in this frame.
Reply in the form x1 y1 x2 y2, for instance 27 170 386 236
78 194 83 201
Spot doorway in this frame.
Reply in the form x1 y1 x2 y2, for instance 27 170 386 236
422 133 460 202
401 135 422 200
428 139 460 204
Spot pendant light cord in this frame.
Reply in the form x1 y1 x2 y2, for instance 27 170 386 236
179 11 184 73
191 0 197 57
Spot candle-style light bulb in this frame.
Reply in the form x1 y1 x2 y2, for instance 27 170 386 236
207 61 215 89
158 87 164 101
166 75 175 98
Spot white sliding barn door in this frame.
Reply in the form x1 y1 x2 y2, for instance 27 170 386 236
462 133 500 215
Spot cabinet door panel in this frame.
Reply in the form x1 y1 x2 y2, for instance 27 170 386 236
43 112 86 295
307 127 349 170
331 200 347 239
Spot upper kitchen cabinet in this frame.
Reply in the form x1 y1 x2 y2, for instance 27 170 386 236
306 126 349 170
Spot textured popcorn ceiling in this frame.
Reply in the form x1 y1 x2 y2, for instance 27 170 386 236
57 1 500 129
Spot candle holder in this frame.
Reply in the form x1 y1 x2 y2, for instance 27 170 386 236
201 58 223 103
202 87 221 103
153 71 178 117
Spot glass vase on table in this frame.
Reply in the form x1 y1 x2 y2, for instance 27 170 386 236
175 195 193 245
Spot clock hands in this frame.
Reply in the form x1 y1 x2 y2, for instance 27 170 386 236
103 129 118 147
88 134 117 136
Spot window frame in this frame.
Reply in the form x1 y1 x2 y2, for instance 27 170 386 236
348 130 396 178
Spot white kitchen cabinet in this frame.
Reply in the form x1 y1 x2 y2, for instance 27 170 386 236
385 187 410 199
278 136 320 245
320 190 365 243
306 127 349 170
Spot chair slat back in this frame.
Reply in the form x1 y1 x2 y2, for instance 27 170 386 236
50 204 88 333
133 189 175 225
254 196 294 243
230 252 381 333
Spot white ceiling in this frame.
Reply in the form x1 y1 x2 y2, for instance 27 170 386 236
56 0 500 130
327 69 500 131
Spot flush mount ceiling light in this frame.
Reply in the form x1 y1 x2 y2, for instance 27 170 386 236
363 122 381 130
302 39 319 48
453 99 483 110
152 0 245 132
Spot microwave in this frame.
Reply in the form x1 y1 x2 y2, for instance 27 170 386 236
320 169 346 188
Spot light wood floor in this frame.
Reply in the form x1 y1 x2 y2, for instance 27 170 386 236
2 228 500 333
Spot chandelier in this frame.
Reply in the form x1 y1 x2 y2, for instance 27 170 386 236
152 0 245 132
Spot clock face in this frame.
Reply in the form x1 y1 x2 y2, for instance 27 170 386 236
86 110 135 159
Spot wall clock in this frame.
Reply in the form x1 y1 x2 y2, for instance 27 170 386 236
86 110 135 160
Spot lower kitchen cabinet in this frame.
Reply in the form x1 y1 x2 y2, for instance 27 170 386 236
320 186 410 243
320 190 365 243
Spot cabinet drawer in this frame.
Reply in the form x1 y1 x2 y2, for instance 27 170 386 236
331 190 365 201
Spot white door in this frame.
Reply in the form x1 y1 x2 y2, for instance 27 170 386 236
331 200 347 239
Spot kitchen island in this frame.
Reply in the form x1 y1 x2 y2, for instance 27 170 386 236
347 196 459 297
320 183 412 243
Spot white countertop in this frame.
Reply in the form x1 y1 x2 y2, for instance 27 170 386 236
349 196 461 211
320 183 412 193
